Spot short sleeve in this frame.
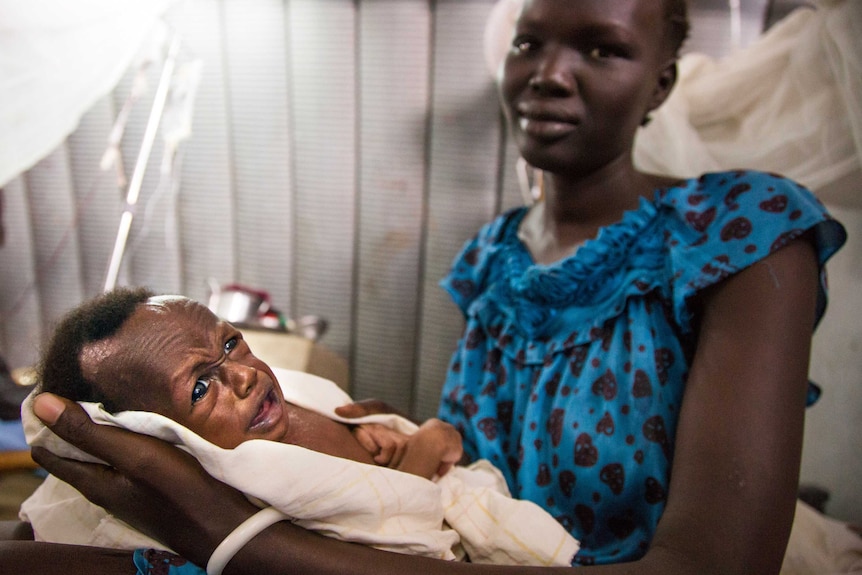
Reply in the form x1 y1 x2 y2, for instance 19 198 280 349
440 208 527 316
662 171 847 333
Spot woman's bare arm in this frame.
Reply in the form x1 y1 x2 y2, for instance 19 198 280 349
0 541 137 575
0 520 33 541
644 237 818 575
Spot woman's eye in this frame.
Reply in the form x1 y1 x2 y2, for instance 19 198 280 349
224 337 238 354
589 46 620 59
192 378 210 404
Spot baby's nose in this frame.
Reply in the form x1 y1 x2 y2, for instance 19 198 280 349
227 362 257 397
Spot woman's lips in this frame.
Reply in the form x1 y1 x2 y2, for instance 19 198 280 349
516 103 580 140
518 115 579 139
250 388 283 431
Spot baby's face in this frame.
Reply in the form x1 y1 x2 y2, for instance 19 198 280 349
92 298 289 448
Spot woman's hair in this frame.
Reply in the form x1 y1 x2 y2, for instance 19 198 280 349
665 0 690 58
38 287 154 412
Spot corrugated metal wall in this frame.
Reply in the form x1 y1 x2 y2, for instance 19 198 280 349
0 0 520 420
0 0 769 420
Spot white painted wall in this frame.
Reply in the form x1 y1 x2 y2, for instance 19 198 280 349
805 204 862 525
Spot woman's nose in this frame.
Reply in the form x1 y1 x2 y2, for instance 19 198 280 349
529 47 576 96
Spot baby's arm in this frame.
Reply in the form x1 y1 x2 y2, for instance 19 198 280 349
353 419 463 480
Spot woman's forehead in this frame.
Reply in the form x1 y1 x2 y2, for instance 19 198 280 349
518 0 665 28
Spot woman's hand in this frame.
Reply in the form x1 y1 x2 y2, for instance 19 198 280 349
29 393 258 567
334 398 409 420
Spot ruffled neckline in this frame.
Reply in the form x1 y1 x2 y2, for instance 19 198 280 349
472 191 673 346
506 194 665 307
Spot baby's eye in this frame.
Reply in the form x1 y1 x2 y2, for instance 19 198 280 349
224 337 238 354
512 35 537 54
192 378 210 404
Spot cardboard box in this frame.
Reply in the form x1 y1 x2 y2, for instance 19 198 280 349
241 328 349 391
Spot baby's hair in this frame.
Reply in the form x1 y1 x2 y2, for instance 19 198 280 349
38 287 154 412
665 0 690 58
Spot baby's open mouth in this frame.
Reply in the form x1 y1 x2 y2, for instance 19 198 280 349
250 387 279 430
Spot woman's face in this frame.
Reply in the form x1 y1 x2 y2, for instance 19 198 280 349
499 0 675 176
85 298 290 449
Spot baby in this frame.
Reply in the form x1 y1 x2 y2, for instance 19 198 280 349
23 287 578 565
35 287 462 480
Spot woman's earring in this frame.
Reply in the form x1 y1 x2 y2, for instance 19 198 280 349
516 157 544 204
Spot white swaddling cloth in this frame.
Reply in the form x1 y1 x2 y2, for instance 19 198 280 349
20 367 579 566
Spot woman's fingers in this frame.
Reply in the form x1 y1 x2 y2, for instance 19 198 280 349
334 399 408 420
31 392 257 564
31 392 66 425
30 445 179 550
32 394 142 470
30 446 126 508
34 393 199 477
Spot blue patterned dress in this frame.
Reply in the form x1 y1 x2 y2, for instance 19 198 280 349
437 171 846 565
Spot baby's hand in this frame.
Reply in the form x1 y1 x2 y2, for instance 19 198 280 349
399 419 464 480
352 423 409 467
351 419 464 480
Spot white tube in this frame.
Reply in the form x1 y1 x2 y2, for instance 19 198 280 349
103 30 181 291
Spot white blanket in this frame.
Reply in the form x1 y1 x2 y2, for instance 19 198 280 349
20 368 579 566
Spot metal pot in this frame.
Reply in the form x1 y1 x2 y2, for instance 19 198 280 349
207 280 271 324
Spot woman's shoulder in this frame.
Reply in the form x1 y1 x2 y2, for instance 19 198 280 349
657 169 846 332
656 170 835 242
662 169 825 208
440 207 529 313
